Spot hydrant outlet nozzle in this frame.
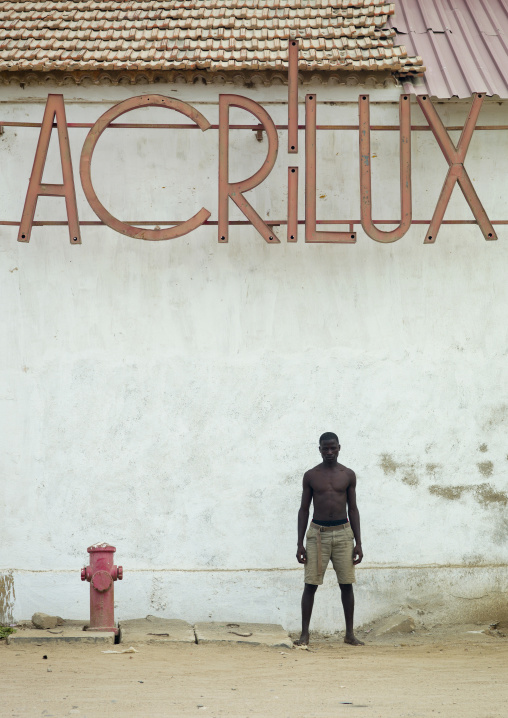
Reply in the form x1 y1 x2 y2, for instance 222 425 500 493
81 567 87 581
118 566 123 580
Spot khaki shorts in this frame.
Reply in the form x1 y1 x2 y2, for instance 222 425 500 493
304 522 356 585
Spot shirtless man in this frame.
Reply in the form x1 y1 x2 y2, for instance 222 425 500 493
296 432 364 646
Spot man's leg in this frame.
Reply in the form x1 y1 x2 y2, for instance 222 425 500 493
339 583 364 646
297 583 318 645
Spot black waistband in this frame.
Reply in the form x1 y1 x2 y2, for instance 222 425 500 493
311 518 348 527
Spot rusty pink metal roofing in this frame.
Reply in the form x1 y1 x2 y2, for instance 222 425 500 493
0 1 424 79
389 0 508 98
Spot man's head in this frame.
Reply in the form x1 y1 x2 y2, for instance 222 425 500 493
319 432 340 464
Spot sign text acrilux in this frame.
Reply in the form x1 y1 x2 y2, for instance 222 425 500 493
17 88 496 247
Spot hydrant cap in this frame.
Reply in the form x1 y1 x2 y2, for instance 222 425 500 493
91 570 113 592
87 542 116 553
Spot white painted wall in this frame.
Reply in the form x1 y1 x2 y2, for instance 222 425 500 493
1 79 507 631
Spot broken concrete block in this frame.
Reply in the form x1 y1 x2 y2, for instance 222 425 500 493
194 621 293 648
118 618 195 643
8 629 113 645
31 612 59 630
374 614 416 636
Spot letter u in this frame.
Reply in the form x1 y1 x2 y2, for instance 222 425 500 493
359 94 412 243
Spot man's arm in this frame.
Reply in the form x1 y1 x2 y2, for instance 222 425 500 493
296 473 312 563
347 472 363 565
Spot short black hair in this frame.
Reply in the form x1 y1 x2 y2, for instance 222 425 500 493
319 432 339 444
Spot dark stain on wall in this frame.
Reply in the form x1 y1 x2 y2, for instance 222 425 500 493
429 483 507 506
429 484 468 501
380 454 400 474
401 470 419 487
484 404 508 430
479 443 488 453
379 454 506 507
380 454 419 485
475 484 508 507
492 516 508 544
477 461 494 477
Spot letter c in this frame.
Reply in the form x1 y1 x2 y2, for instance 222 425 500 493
80 95 211 240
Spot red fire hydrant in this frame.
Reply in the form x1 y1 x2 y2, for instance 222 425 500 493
81 543 123 634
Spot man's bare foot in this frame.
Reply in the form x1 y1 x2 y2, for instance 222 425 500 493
294 632 309 646
344 634 364 646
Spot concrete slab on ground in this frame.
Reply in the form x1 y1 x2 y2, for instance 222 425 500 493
119 617 195 643
194 622 293 648
7 626 114 645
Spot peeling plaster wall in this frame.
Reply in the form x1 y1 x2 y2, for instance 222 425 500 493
1 81 508 630
0 572 15 624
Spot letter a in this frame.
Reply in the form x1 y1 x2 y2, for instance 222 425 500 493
18 94 81 243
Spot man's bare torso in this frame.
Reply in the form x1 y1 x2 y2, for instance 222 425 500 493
305 462 354 521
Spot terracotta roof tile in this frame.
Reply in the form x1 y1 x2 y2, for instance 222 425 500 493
0 0 423 77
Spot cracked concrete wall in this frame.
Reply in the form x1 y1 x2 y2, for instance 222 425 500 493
1 81 508 630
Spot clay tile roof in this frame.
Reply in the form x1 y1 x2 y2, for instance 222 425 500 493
0 0 424 78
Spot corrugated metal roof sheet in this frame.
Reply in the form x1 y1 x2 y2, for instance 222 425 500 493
0 1 424 77
389 0 508 98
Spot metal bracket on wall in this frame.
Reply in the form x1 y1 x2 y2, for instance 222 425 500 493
253 125 264 142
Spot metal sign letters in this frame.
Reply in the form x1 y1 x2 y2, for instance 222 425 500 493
7 41 498 245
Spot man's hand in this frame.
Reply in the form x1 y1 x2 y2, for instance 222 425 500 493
353 543 363 565
296 545 307 564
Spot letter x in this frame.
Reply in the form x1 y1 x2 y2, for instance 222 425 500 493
417 94 496 243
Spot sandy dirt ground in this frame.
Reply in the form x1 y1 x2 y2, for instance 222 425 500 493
2 628 507 718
